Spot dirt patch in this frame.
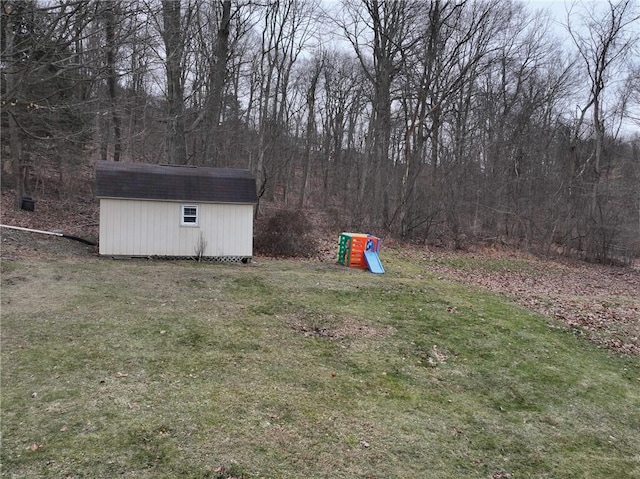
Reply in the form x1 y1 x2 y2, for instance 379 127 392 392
291 315 395 341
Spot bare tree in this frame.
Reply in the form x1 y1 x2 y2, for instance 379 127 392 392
566 0 640 261
1 0 100 206
298 53 323 209
103 1 122 161
1 0 637 262
339 0 422 227
161 0 188 164
251 0 319 214
206 0 232 163
394 0 504 239
189 0 234 164
2 1 24 207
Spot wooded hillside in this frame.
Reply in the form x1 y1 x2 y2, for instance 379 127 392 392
2 0 639 263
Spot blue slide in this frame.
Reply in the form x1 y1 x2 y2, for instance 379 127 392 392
364 251 385 274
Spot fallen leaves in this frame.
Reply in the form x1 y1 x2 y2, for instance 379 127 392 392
0 188 98 242
426 251 640 355
431 345 448 363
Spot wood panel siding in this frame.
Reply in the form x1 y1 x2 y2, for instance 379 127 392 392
99 199 253 257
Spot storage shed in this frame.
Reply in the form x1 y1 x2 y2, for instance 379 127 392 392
95 161 258 261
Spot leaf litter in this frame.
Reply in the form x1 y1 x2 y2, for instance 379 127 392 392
424 249 639 355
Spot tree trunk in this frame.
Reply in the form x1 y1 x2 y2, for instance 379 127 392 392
3 3 26 208
206 0 232 164
104 3 121 161
162 0 187 164
299 60 322 209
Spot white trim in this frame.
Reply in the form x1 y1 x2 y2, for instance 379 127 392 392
180 204 199 226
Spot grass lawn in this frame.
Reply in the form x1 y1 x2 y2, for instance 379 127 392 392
1 249 639 478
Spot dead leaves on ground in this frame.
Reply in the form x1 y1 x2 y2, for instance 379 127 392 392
426 251 639 355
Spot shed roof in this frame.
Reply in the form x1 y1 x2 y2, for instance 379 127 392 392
95 161 258 204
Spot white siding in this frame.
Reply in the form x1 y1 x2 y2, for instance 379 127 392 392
99 199 253 257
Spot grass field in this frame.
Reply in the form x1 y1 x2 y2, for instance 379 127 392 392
1 250 639 478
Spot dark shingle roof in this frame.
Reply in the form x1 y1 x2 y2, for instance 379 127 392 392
95 161 258 204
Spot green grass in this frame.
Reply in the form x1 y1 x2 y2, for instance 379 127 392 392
1 252 639 478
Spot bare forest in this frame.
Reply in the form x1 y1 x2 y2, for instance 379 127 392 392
2 0 640 263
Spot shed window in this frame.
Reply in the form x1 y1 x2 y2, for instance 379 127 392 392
181 205 199 226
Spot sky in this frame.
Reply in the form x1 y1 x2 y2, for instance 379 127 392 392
523 0 640 137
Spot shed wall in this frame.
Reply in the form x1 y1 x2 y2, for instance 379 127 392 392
99 199 253 257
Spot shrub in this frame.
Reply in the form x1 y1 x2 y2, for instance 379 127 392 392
254 209 319 258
